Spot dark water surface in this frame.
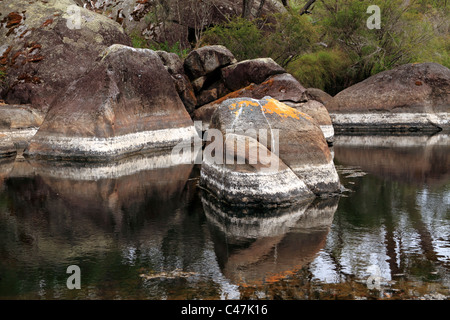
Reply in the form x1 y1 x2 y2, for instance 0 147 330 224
0 134 449 300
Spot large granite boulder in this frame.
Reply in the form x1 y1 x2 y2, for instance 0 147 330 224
192 73 306 126
24 44 198 161
200 97 340 207
0 0 131 112
327 62 450 132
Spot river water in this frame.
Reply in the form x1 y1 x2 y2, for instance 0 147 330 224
0 134 449 300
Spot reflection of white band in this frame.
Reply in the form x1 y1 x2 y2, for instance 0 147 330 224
334 134 450 147
33 150 197 181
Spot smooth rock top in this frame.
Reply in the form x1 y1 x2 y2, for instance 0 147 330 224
327 62 450 113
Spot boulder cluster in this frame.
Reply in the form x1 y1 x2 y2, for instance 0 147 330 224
1 0 449 208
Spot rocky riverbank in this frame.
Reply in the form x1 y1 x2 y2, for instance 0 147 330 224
1 0 449 207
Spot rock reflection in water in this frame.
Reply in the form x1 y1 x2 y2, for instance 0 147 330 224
202 191 339 286
333 133 450 186
0 151 202 299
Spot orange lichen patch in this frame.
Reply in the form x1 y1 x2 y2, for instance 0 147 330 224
0 46 12 65
11 51 23 65
41 19 53 27
264 268 299 284
28 43 42 53
262 98 312 121
213 85 254 105
6 12 22 28
229 99 259 116
260 77 275 87
27 55 44 63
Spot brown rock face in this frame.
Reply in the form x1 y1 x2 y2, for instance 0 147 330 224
0 134 16 158
24 44 198 161
0 0 131 112
0 104 44 130
221 58 286 91
286 100 334 143
156 51 197 114
303 88 333 106
193 73 305 123
184 45 237 80
192 73 335 143
327 63 450 132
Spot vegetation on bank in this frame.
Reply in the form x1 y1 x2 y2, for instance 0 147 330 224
131 0 449 95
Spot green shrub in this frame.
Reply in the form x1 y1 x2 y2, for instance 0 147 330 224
200 17 266 62
200 12 318 67
287 49 352 95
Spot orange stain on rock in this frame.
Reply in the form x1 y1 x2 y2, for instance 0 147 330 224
263 98 312 121
229 100 259 116
228 98 312 121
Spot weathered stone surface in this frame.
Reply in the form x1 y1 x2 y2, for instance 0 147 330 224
0 104 44 130
192 73 335 142
156 50 184 75
304 88 333 106
327 62 450 132
0 134 16 158
0 0 131 112
25 44 198 161
196 88 218 107
184 45 237 79
156 51 197 114
200 97 340 207
221 58 286 91
285 100 334 144
192 103 218 131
